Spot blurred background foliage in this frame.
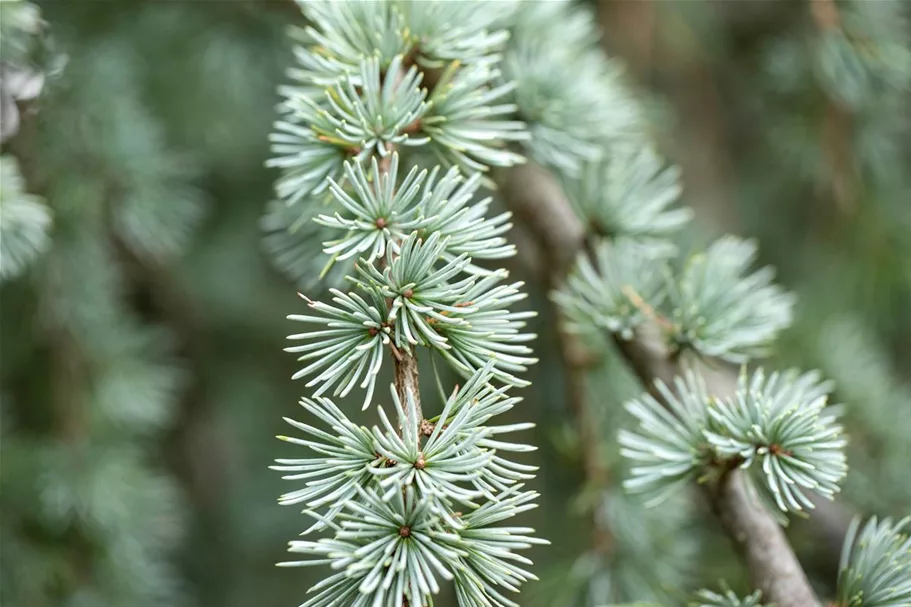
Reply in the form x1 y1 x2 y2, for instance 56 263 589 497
0 1 908 606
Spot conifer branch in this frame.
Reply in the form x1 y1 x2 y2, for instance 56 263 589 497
269 4 543 605
498 161 823 607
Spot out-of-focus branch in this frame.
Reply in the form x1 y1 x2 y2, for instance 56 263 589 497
498 161 823 607
597 0 739 232
597 0 655 77
114 244 230 510
496 161 584 283
809 0 857 215
810 0 841 31
497 161 610 549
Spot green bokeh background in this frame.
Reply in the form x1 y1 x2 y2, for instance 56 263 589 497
2 2 908 606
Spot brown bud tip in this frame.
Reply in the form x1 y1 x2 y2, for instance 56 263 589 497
403 288 414 299
414 453 426 470
768 443 791 456
399 525 411 537
375 217 387 229
420 419 435 436
403 118 422 135
369 327 379 336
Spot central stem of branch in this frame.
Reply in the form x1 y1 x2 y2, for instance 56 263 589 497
374 131 421 427
393 351 422 423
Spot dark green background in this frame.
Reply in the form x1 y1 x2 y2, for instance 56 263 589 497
2 2 908 606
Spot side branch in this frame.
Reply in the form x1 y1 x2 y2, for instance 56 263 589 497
615 324 822 607
497 162 822 607
708 471 822 607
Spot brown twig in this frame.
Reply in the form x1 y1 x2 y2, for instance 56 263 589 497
393 349 422 423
